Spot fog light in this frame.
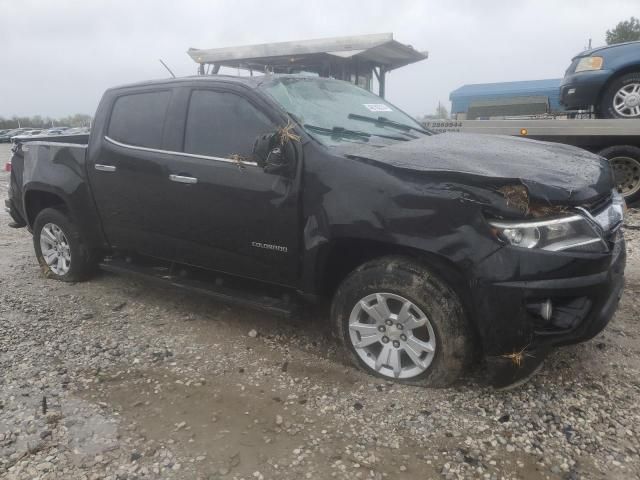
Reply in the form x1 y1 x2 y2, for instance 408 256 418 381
567 88 576 95
525 299 553 324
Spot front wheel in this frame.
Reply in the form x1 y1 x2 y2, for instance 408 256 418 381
599 72 640 119
33 207 97 282
331 256 473 387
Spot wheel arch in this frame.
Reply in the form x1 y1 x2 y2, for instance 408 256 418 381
596 63 640 108
315 238 476 324
22 184 108 249
23 188 69 228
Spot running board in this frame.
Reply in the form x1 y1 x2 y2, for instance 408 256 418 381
99 258 297 318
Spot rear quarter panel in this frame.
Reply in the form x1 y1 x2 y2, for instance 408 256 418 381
21 142 107 248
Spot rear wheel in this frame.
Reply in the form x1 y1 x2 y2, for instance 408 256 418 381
331 256 473 387
598 145 640 204
33 207 97 282
599 72 640 119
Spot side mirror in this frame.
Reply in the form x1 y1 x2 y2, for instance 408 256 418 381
252 128 297 175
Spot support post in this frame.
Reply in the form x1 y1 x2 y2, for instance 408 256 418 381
379 66 386 98
354 59 359 87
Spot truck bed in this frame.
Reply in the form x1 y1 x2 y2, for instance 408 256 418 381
7 139 97 241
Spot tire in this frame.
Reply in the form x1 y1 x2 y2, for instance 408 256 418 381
599 72 640 119
331 255 473 387
598 145 640 205
33 207 97 282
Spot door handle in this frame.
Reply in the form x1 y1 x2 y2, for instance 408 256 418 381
169 174 198 184
95 164 116 172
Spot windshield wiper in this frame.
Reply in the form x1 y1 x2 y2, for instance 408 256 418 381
303 124 408 142
347 113 432 136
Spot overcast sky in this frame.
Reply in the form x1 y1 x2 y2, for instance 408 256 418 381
0 0 638 118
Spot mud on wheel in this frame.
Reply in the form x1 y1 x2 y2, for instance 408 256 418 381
331 256 473 387
33 207 97 282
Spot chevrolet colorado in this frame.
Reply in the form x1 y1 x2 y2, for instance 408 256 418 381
5 75 626 387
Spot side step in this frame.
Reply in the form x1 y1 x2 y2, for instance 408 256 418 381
99 258 297 318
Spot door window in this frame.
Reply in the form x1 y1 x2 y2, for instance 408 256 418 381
108 90 171 148
184 90 274 159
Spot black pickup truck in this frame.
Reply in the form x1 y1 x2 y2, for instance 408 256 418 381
5 75 627 387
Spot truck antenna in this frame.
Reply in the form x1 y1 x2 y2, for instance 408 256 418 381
159 59 176 78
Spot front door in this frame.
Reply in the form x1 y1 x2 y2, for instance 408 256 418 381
161 87 301 286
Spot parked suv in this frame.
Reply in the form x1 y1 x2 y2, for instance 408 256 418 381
560 40 640 118
6 75 626 387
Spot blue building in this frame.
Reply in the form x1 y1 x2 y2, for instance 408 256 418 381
450 79 564 119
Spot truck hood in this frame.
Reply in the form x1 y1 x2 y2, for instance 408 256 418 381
336 132 613 205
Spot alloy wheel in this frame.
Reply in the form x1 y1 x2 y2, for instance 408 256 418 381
348 292 436 379
613 82 640 117
39 223 71 275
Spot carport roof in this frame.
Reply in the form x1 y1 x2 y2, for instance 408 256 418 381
187 33 428 72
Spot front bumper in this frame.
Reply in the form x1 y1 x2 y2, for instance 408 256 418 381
559 70 612 110
471 233 626 386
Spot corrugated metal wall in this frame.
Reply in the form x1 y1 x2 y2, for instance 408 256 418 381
450 79 564 115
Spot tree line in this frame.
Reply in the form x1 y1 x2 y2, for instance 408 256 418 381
607 17 640 45
0 114 92 130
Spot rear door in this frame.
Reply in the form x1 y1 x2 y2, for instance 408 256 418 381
87 88 174 253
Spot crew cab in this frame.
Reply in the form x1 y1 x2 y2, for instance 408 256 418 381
5 75 626 387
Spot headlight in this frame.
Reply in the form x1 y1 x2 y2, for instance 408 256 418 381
489 215 605 252
575 56 603 72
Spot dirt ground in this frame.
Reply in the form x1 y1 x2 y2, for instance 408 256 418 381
0 143 639 480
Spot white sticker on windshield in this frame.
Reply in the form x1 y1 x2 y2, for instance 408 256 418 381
363 103 393 112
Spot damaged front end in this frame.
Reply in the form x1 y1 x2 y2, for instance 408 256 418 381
329 131 626 388
478 183 626 388
488 184 624 254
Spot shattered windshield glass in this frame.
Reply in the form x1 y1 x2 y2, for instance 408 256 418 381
259 76 427 146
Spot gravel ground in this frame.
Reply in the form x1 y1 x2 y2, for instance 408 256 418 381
1 143 639 480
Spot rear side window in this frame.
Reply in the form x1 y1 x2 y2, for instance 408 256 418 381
184 90 274 159
108 90 171 148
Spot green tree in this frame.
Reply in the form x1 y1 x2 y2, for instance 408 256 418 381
606 17 640 45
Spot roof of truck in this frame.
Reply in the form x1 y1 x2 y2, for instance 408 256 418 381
106 73 365 93
106 74 261 91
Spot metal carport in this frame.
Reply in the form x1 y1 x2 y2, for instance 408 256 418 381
186 33 428 98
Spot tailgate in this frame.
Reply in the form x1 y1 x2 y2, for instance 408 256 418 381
5 142 27 225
